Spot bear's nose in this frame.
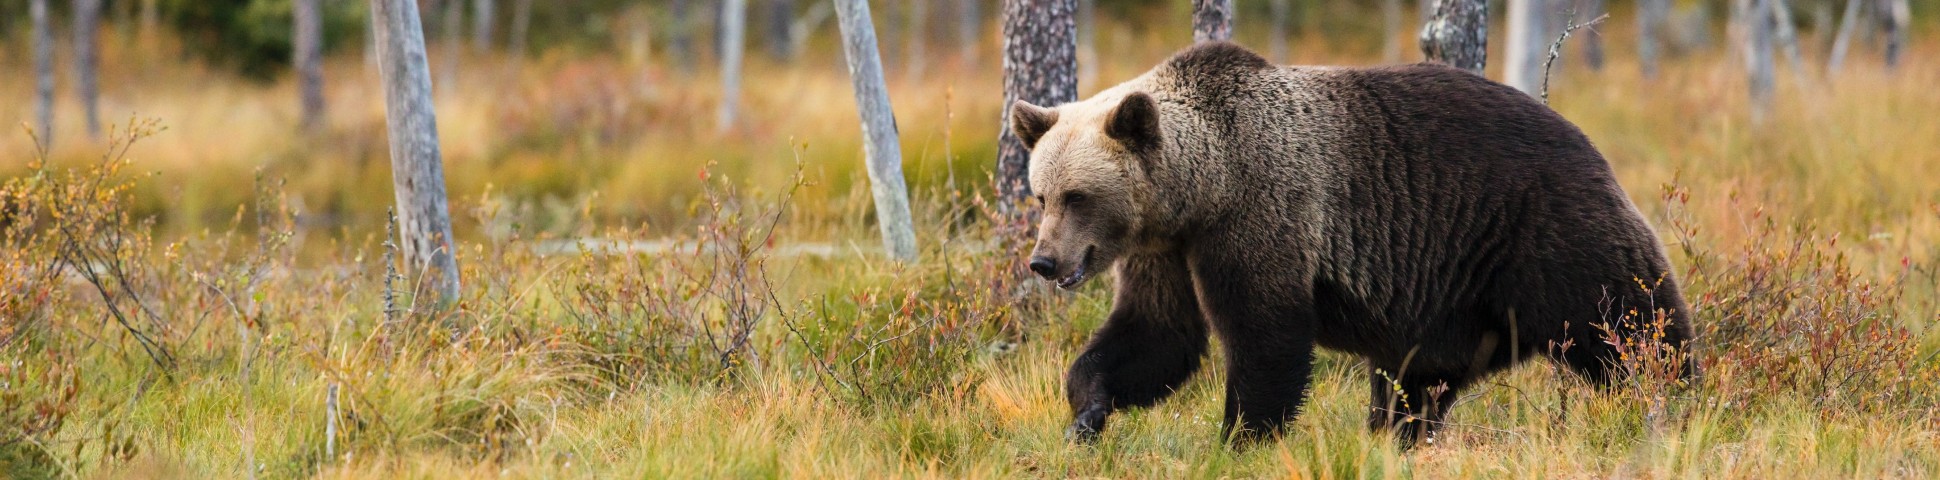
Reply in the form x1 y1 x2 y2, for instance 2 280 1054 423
1028 256 1058 278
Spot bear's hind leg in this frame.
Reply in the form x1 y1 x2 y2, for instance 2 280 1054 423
1065 253 1208 443
1366 368 1466 447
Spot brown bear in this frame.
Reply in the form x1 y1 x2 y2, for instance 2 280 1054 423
1013 42 1695 446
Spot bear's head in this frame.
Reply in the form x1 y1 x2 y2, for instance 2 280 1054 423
1012 91 1165 289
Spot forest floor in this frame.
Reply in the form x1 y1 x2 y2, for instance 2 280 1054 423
5 18 1940 479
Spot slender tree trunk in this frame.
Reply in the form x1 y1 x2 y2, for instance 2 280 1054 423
370 0 462 304
832 0 919 261
1639 0 1667 78
1770 0 1802 76
1419 0 1488 74
1828 0 1861 72
296 0 327 132
1880 0 1908 70
999 0 1077 204
958 0 981 64
1077 0 1096 84
718 0 747 132
1269 0 1291 62
1192 0 1234 43
671 0 694 72
472 0 495 52
75 0 103 138
1382 0 1402 63
32 0 54 148
765 0 793 60
907 0 927 79
508 0 533 56
1574 0 1604 70
1740 0 1776 123
788 2 832 61
1504 0 1551 95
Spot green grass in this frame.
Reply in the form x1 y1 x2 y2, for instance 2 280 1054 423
5 11 1940 479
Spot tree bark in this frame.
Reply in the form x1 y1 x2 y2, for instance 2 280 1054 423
75 0 103 138
32 0 54 148
1419 0 1487 74
296 0 327 132
1268 0 1291 62
370 0 462 304
1639 0 1667 78
1504 0 1551 96
1770 0 1802 76
1192 0 1234 43
472 0 496 52
718 0 747 132
998 0 1077 204
832 0 920 261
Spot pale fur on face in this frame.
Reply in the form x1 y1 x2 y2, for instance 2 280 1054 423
1025 89 1157 287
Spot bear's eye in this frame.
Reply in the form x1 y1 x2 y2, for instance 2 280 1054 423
1062 192 1088 207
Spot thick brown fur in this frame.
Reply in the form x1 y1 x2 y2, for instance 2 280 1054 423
1015 42 1696 446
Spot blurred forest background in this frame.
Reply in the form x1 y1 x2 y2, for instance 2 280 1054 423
4 0 1940 478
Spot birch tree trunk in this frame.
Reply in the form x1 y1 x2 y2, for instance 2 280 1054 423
1504 0 1551 96
32 0 54 148
1419 0 1488 74
1880 0 1908 70
1269 0 1291 62
370 0 462 304
765 0 793 60
1771 0 1802 76
1639 0 1668 78
998 0 1076 204
832 0 919 261
718 0 747 132
75 0 103 138
296 0 327 132
1828 0 1861 72
1740 0 1776 123
671 0 695 71
1192 0 1234 43
472 0 495 52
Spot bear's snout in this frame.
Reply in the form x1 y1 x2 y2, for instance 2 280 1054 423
1028 256 1058 279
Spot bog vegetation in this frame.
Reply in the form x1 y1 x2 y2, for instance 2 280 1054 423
4 5 1940 479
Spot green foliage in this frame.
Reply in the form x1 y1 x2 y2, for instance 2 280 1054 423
163 0 365 80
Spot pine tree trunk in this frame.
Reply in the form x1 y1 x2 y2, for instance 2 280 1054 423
998 0 1077 204
472 0 495 52
1504 0 1551 95
370 0 462 304
296 0 327 132
1639 0 1667 78
718 0 747 132
1192 0 1234 43
32 0 54 148
832 0 919 261
1268 0 1291 63
1419 0 1488 74
74 0 103 138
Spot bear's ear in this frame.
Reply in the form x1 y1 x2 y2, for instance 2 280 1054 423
1010 100 1058 150
1105 92 1162 155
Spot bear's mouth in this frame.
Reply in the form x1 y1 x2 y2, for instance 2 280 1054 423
1055 247 1094 290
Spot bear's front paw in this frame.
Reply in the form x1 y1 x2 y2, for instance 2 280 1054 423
1066 405 1110 444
